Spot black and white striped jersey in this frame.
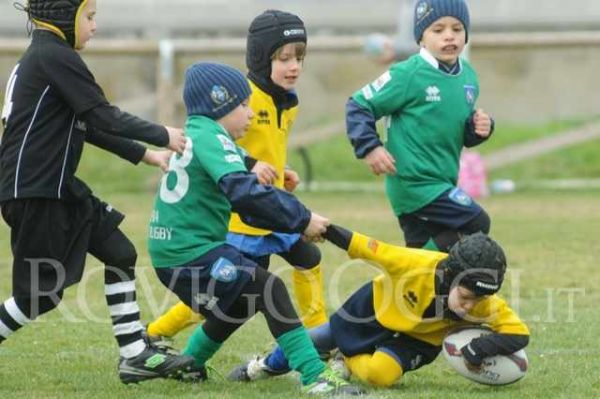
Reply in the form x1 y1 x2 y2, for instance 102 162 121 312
0 30 167 202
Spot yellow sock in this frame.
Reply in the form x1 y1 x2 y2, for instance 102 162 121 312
292 265 328 328
147 301 203 338
345 351 403 387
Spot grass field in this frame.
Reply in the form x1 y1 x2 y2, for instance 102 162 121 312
1 188 599 398
286 119 600 183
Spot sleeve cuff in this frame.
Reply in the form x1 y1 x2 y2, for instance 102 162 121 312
244 156 258 171
461 343 484 366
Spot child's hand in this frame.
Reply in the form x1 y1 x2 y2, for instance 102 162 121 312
165 126 186 154
142 149 172 172
473 109 492 137
303 212 330 242
284 169 300 192
252 161 278 185
364 146 397 176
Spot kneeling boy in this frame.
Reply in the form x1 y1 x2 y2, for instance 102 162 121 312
229 228 529 388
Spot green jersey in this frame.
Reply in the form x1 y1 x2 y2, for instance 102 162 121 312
352 49 479 216
148 116 246 268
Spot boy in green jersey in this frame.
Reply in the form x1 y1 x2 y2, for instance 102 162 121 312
346 0 494 253
148 62 363 396
146 10 328 346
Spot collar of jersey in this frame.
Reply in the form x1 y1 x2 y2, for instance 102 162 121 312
419 48 463 76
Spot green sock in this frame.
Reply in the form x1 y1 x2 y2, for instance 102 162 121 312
276 326 325 385
422 238 440 251
183 326 222 367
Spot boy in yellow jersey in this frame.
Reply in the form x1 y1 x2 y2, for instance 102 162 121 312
229 226 529 388
146 10 327 343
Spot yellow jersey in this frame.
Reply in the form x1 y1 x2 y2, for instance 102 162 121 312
347 232 530 346
228 80 299 236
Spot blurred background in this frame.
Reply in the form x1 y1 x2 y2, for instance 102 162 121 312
1 0 600 192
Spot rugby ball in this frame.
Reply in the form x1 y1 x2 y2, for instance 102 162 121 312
442 327 528 385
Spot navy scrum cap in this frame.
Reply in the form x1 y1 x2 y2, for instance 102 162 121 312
183 62 251 120
445 232 507 296
413 0 470 44
246 9 307 79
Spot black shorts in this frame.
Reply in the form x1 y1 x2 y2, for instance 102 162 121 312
153 244 257 320
1 196 124 296
330 282 441 373
399 187 483 247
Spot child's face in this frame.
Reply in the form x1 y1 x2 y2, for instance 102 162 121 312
270 42 305 91
419 16 466 65
76 0 97 50
447 286 486 318
218 98 254 140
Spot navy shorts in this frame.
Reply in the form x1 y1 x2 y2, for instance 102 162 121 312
399 187 483 247
330 282 441 373
154 244 258 319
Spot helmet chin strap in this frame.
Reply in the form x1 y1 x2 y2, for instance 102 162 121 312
31 19 67 41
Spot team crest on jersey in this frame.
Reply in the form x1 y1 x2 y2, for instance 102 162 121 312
425 86 441 102
210 257 238 283
217 134 236 152
211 85 231 105
448 187 473 206
464 85 476 105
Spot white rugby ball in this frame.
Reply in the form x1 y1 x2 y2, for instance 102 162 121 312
442 327 528 385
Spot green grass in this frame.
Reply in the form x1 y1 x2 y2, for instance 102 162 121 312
490 138 600 181
475 118 595 154
287 118 599 183
1 118 598 397
1 190 599 398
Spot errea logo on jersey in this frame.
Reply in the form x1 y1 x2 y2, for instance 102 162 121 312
257 109 270 125
425 86 441 102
